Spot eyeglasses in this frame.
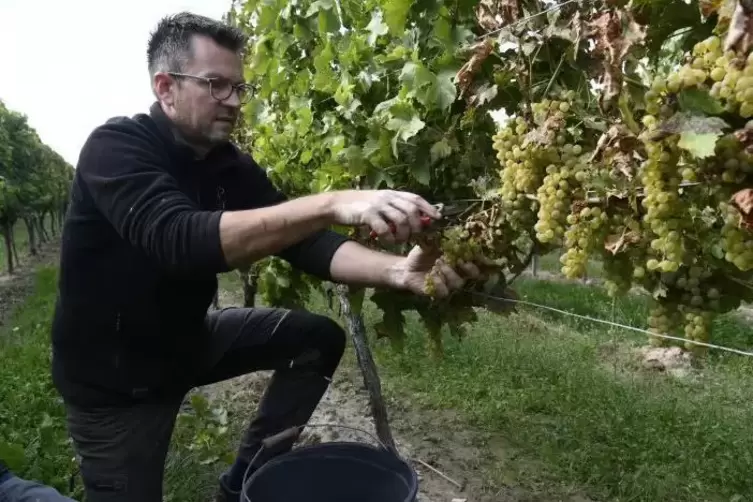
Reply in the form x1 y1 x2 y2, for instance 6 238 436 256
167 72 251 103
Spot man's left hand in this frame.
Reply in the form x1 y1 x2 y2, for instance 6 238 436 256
390 244 483 297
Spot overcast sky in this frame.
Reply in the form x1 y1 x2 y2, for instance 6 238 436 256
0 0 231 166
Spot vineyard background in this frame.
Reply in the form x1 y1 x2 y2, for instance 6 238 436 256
3 0 753 501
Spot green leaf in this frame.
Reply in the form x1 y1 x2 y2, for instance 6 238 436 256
366 10 389 46
400 62 457 111
386 115 425 157
0 441 26 471
382 0 413 36
312 42 337 93
677 88 725 115
430 139 452 163
318 8 341 35
677 131 721 159
435 70 457 111
412 162 431 185
305 0 334 17
301 150 313 164
386 115 425 140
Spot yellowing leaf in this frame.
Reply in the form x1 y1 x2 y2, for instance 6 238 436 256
430 139 452 163
366 10 389 46
677 131 722 159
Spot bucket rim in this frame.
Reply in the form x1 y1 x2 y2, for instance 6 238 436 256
241 440 420 502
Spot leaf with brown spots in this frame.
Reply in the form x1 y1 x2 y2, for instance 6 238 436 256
699 0 732 17
724 0 753 53
604 229 641 255
734 124 753 154
475 0 520 33
523 114 566 146
586 9 647 111
456 39 495 100
730 188 753 230
590 124 642 180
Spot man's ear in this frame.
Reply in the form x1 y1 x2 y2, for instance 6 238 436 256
153 72 177 107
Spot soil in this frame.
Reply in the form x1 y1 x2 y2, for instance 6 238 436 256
0 243 59 328
199 285 595 502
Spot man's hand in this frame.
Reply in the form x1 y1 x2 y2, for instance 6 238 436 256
330 190 441 244
389 244 483 297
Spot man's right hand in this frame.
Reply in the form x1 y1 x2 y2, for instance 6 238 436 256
329 190 442 244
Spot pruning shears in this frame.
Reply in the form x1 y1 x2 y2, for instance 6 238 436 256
368 201 472 240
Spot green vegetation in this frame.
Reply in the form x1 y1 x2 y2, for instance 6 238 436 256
0 100 73 274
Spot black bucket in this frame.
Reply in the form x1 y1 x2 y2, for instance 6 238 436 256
242 425 418 502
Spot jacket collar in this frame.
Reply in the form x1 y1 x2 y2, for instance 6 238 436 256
148 101 236 163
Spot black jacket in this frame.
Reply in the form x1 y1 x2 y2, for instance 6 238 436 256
51 102 349 406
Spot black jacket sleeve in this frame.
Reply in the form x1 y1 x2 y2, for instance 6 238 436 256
77 120 231 275
238 155 351 281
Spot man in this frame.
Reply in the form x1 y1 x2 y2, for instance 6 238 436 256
51 11 481 502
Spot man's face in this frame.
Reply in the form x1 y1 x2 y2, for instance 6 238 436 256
154 35 245 148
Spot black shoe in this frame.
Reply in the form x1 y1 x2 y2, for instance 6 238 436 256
214 473 241 502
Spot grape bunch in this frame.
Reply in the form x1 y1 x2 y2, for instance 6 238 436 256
492 118 541 233
560 204 609 279
423 203 524 298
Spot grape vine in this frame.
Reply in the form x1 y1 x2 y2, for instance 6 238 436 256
228 0 753 357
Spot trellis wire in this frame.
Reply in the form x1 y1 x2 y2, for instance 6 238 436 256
465 289 753 358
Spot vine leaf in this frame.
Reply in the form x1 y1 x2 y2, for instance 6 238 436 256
730 188 753 229
586 8 647 110
678 132 721 158
430 139 453 163
412 162 431 186
382 0 412 36
475 0 521 32
590 124 641 180
400 62 458 111
0 441 26 471
654 112 729 158
386 115 426 158
305 0 333 17
677 88 725 115
366 10 389 46
699 0 732 18
604 229 641 255
723 0 753 53
456 39 495 98
657 112 729 135
734 126 753 154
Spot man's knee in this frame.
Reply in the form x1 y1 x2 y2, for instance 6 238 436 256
288 311 346 376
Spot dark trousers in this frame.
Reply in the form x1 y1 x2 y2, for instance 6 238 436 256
63 307 346 502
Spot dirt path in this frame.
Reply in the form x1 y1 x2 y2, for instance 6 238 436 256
0 243 59 328
204 287 486 502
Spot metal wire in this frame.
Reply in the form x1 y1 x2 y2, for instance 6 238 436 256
466 289 753 358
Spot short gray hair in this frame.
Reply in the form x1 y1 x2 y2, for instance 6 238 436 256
146 12 247 74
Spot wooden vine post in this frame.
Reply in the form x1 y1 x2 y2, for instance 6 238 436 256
334 283 397 454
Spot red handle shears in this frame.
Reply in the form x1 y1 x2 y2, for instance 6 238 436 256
368 202 468 240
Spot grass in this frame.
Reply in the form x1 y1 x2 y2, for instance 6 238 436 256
4 265 753 501
0 267 78 495
344 277 753 501
0 266 242 501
